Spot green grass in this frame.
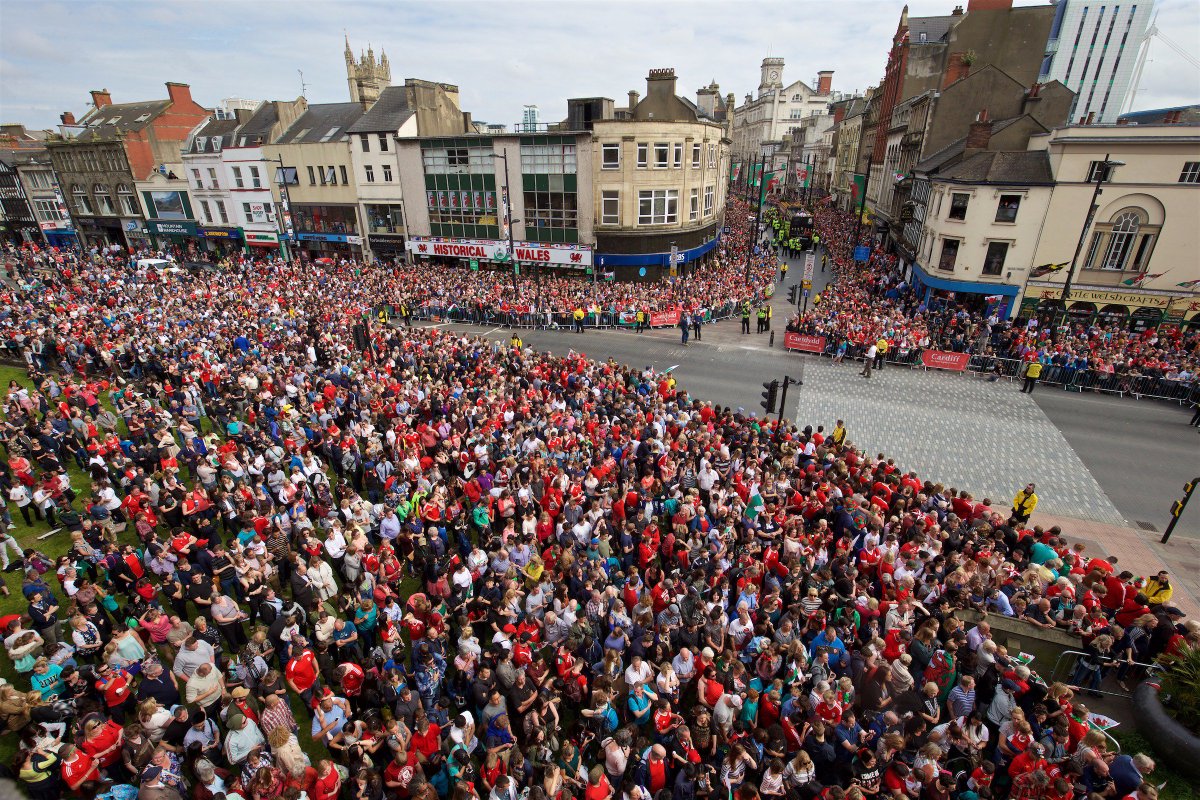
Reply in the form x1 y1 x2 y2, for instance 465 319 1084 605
1110 726 1194 800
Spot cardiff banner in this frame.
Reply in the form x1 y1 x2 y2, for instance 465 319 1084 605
783 332 827 353
920 349 970 371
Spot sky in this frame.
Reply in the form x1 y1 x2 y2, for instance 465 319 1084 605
2 0 1198 131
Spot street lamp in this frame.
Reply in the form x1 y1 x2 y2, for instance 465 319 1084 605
1056 153 1124 337
495 149 519 293
268 155 295 261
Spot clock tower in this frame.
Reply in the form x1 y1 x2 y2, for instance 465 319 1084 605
759 57 785 94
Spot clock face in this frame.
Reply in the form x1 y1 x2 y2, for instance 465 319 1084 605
769 70 779 80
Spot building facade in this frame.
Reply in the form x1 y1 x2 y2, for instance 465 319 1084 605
732 59 835 162
45 83 210 250
347 80 472 263
1022 124 1200 331
1039 0 1154 124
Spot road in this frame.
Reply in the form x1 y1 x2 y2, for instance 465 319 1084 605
414 244 1198 535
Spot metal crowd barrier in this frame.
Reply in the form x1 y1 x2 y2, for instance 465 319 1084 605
1047 649 1163 701
400 302 741 331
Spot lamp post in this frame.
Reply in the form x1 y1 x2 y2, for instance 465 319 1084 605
495 149 519 294
268 155 294 261
745 156 767 283
1055 153 1124 338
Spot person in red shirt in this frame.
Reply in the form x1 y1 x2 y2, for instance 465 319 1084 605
59 744 100 793
95 664 134 723
285 637 320 710
309 759 342 800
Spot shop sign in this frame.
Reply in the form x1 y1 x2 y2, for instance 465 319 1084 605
297 232 362 244
1031 286 1172 309
406 236 593 267
245 231 279 244
198 226 242 239
783 332 826 353
920 350 970 372
146 219 198 236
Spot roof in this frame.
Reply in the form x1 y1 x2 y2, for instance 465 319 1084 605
71 100 171 142
275 103 365 145
913 116 1025 173
936 150 1053 185
235 102 281 146
347 86 415 134
188 117 241 154
908 14 958 44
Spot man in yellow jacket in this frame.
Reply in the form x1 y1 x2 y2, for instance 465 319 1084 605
1144 571 1173 607
1021 361 1043 394
1010 483 1038 524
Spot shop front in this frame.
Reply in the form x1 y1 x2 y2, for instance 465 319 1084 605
39 221 77 249
594 222 719 281
909 260 1020 318
146 219 200 258
368 233 407 264
295 232 364 261
404 236 593 275
1018 283 1193 333
244 230 283 256
75 216 130 249
197 225 244 256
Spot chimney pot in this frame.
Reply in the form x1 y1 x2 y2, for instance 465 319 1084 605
952 5 964 15
60 111 77 126
628 90 640 109
90 89 112 109
965 112 994 150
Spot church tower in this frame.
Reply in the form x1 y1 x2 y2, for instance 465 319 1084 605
345 36 391 107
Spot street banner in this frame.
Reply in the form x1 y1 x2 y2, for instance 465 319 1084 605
850 173 867 206
783 332 826 353
731 162 742 183
920 350 970 371
803 253 816 282
752 163 764 187
794 163 811 188
649 309 682 327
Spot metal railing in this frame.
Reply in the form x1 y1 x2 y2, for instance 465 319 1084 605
392 301 743 331
1047 649 1164 700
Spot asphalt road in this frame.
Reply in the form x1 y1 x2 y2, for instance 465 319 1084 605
1032 389 1200 537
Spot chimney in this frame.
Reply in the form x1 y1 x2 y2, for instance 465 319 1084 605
60 111 77 126
628 90 640 110
646 68 678 103
965 109 994 151
817 70 834 96
833 104 848 124
942 52 971 89
1116 118 1129 125
1086 111 1096 125
165 82 193 107
967 0 1013 10
90 89 112 109
951 5 964 15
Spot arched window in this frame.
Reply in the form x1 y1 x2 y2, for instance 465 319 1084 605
1085 207 1159 272
116 183 138 215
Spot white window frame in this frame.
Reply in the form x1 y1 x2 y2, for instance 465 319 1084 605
654 142 670 168
602 143 621 169
601 190 620 225
365 165 375 183
215 199 228 224
199 200 212 223
689 188 699 221
249 165 262 188
382 164 393 182
636 143 648 168
691 143 701 168
703 185 715 217
637 189 678 225
232 166 244 189
1180 161 1200 184
673 143 683 168
207 167 219 189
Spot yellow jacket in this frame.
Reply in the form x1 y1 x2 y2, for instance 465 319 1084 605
1144 577 1173 605
1012 489 1038 517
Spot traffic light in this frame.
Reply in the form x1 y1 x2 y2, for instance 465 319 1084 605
1171 500 1185 518
761 380 780 415
787 285 797 304
1162 476 1200 543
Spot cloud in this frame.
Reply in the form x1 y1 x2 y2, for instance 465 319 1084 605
1 0 1196 130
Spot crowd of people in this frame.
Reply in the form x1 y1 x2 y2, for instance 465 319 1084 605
784 203 1198 383
0 205 1191 800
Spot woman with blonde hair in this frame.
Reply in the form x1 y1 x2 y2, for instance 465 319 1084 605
0 684 30 733
267 723 309 777
783 749 816 791
138 697 173 743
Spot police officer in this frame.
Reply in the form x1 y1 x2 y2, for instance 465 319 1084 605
741 301 751 334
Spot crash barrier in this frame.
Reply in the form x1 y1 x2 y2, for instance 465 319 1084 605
379 301 743 331
779 334 1196 404
1047 650 1164 701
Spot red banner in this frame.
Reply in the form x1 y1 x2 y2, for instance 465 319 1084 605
783 332 826 353
649 309 681 327
920 349 970 371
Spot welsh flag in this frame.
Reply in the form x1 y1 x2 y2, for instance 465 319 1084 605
1122 272 1163 287
766 170 780 192
1176 278 1200 289
730 162 742 183
849 173 867 205
751 163 764 187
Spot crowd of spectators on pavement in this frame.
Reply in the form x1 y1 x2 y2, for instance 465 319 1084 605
784 204 1198 384
0 208 1192 800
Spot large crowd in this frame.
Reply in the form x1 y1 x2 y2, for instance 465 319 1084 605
0 205 1192 800
785 204 1199 382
